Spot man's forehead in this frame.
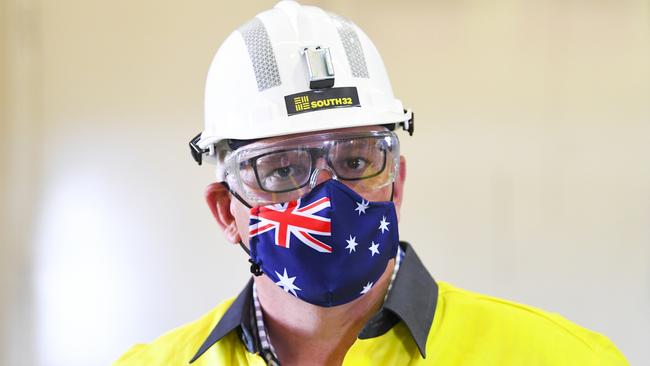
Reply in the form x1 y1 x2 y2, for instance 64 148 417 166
229 125 388 151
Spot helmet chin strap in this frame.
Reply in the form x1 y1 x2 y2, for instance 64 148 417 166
221 180 395 278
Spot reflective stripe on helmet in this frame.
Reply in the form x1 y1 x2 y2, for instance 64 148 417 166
238 18 282 91
329 13 369 79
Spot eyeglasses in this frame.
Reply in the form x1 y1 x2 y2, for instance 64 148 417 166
223 130 400 204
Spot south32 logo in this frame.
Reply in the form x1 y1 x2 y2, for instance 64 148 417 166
293 95 354 112
285 87 361 116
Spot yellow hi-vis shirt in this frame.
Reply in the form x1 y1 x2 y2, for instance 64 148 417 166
114 280 628 365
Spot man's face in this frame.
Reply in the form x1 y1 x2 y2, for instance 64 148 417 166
223 125 407 248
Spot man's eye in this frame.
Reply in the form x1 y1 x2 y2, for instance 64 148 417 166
272 166 294 178
263 164 309 182
345 158 368 170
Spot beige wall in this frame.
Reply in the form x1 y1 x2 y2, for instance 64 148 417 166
1 0 648 365
2 0 41 365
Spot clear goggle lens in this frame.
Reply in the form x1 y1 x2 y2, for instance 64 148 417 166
224 130 399 204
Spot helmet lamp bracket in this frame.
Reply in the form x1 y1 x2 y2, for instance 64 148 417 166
302 46 335 89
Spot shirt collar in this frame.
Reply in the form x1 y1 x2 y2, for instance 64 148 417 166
189 278 256 363
359 242 438 358
190 242 438 363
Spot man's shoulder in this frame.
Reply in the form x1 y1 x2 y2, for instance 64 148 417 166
431 281 628 365
112 296 237 366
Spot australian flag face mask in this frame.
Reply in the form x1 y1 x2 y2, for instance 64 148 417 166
247 179 399 307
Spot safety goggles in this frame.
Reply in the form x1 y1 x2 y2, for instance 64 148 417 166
223 130 400 205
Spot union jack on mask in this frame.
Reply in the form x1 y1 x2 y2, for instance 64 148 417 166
248 179 399 307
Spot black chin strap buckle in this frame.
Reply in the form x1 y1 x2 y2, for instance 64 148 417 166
248 259 264 276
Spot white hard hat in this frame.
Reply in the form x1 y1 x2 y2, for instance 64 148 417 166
190 0 414 166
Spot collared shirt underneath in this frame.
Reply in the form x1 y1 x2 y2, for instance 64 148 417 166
115 241 627 366
190 242 438 364
251 245 404 365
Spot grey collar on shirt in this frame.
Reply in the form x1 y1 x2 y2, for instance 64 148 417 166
189 242 438 364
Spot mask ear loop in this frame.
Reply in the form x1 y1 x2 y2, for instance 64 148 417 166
390 182 395 202
219 182 264 276
240 239 264 276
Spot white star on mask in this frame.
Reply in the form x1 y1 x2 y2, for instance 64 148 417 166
345 235 358 253
369 241 380 256
378 216 390 233
360 281 373 295
354 200 369 215
275 268 301 297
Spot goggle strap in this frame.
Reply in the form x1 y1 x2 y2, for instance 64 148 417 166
220 181 254 209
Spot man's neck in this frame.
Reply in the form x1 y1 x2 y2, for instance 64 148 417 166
254 259 396 366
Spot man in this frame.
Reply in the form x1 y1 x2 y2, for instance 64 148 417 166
115 1 628 365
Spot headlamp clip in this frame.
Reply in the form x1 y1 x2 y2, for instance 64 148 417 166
302 46 335 89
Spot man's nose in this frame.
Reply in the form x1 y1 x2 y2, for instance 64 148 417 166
309 167 336 188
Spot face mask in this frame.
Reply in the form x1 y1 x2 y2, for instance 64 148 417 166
247 179 399 307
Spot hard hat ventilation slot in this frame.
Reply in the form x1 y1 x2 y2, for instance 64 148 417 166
238 18 282 91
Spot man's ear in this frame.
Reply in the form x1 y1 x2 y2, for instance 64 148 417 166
205 182 241 244
392 156 407 221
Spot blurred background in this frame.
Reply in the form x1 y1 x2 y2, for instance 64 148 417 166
1 0 649 365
